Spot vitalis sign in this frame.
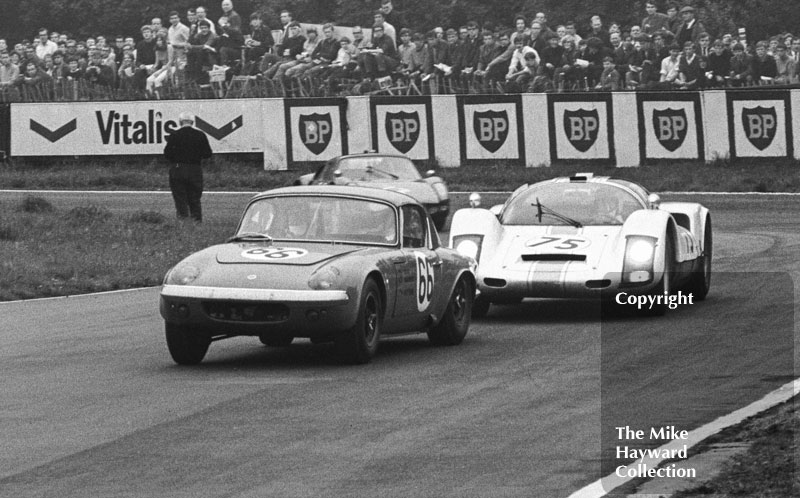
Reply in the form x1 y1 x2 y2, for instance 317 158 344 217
11 101 262 156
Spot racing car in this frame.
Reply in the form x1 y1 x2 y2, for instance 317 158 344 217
160 186 475 365
295 153 450 231
449 174 712 317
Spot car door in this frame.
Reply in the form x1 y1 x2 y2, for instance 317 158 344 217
392 205 443 328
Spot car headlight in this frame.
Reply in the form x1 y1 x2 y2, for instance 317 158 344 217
452 234 484 262
431 182 448 201
308 265 341 290
622 236 656 285
627 239 654 264
169 263 201 285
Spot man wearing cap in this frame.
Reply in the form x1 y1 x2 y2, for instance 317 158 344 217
674 6 704 47
163 112 213 222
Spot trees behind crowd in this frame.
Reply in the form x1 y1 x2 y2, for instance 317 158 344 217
3 0 800 44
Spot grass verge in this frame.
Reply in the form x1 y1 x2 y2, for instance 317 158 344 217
1 155 799 192
0 196 230 301
673 397 798 497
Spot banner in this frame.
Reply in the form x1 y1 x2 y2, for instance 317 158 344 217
10 100 264 156
456 95 524 163
726 90 792 159
284 98 348 164
637 93 704 162
370 95 433 160
548 93 615 163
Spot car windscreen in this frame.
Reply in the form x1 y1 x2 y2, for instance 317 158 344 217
238 196 398 245
501 183 645 226
336 156 421 181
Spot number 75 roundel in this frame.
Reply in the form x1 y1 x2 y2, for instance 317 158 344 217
525 236 590 250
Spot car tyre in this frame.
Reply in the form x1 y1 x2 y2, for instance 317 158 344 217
428 276 473 346
687 216 712 300
165 322 211 365
472 295 491 318
259 333 294 347
644 235 674 317
335 279 382 364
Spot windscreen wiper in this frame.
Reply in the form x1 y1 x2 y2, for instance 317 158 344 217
534 198 583 228
365 165 399 179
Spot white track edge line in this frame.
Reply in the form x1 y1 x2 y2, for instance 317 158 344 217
566 378 799 498
0 286 160 305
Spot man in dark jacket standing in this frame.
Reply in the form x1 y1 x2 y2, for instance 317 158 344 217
164 112 212 222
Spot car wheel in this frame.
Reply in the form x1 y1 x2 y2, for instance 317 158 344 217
428 276 473 346
165 322 211 365
644 235 674 317
335 279 382 364
687 216 712 300
259 333 294 347
472 295 491 318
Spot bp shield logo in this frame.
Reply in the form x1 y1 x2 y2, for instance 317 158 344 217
299 113 332 155
653 108 687 152
473 109 509 153
564 108 599 152
741 106 777 151
385 111 419 154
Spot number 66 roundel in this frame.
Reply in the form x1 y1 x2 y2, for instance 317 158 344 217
415 251 435 312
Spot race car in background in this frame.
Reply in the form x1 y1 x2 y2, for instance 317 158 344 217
449 174 712 317
295 153 450 230
160 186 475 365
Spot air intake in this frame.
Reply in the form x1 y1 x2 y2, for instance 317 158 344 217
522 254 586 262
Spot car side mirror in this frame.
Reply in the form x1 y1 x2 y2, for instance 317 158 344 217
648 193 661 209
425 169 435 177
333 169 342 178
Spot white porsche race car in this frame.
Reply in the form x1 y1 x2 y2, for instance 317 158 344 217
449 174 712 317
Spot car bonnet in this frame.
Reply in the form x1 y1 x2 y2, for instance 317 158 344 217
216 241 369 266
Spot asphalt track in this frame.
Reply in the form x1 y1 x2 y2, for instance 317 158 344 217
0 191 797 497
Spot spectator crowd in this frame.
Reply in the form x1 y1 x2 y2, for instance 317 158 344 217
1 0 798 102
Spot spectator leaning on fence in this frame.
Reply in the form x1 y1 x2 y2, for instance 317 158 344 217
750 40 778 84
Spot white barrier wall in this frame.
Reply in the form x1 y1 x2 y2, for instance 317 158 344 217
11 99 265 156
8 90 800 168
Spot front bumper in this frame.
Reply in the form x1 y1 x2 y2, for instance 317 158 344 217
476 264 659 300
159 285 354 336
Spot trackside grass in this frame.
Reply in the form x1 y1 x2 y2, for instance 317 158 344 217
673 398 798 497
1 155 799 192
0 197 231 301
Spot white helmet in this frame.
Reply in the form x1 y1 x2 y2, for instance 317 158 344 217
178 111 195 125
